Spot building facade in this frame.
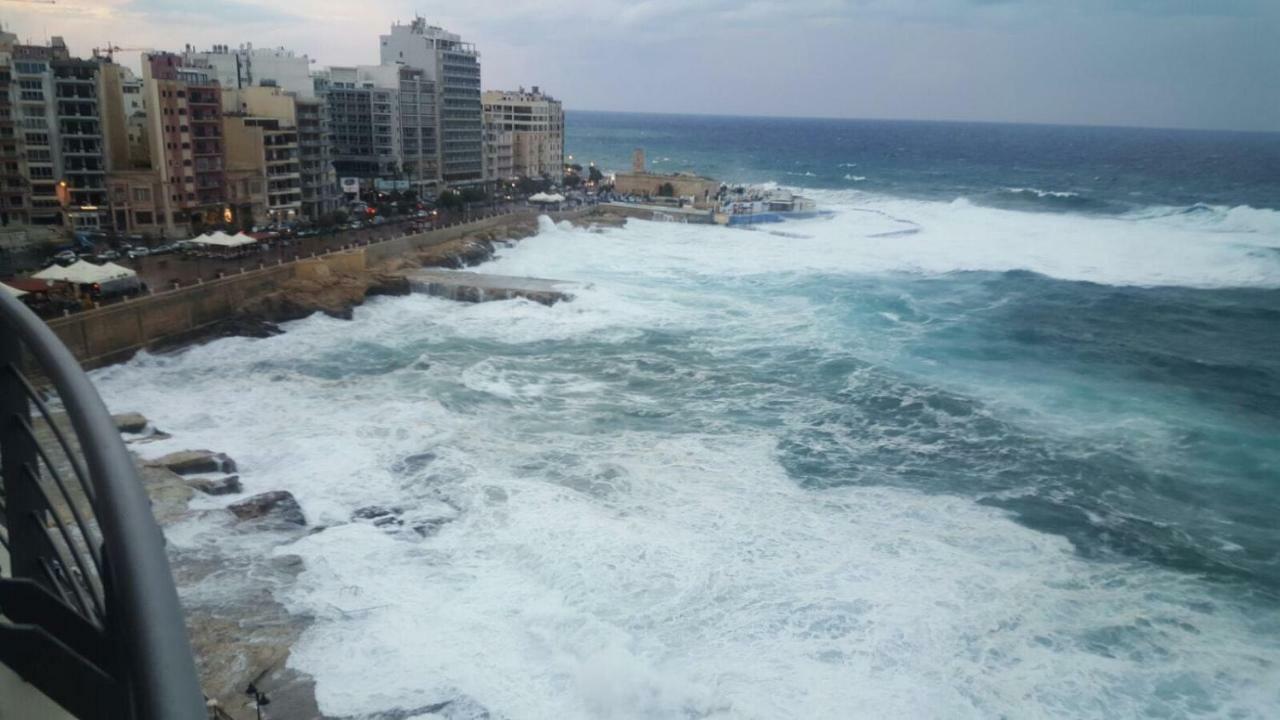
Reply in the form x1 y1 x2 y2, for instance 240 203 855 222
182 44 315 99
314 66 400 184
482 87 564 182
396 65 438 194
142 52 227 235
0 36 113 230
380 18 483 187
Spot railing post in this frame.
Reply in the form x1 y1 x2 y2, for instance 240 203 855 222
0 322 37 581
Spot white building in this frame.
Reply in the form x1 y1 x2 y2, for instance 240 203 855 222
181 44 316 99
380 18 484 186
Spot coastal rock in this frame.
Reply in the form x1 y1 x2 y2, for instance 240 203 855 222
391 452 437 475
112 412 149 434
137 465 196 525
365 273 411 297
149 449 237 475
228 490 306 526
188 474 243 496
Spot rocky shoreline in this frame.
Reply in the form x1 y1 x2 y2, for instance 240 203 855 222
88 209 635 718
162 211 625 354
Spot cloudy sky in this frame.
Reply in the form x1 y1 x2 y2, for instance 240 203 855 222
3 0 1277 131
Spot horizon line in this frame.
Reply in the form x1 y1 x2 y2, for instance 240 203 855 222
561 107 1280 136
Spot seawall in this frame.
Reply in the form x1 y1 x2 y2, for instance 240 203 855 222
49 208 591 369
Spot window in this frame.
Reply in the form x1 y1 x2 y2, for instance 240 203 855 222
134 210 153 225
24 133 48 146
15 61 46 74
113 186 127 203
132 187 151 203
29 166 52 179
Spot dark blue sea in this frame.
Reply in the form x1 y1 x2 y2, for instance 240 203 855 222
95 113 1280 718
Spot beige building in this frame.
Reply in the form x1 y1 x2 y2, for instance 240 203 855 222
482 87 563 182
613 148 720 207
106 170 166 238
222 114 299 225
483 125 513 184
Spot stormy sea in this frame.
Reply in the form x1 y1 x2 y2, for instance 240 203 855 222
94 113 1280 718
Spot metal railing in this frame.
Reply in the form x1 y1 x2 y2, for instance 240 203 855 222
0 290 206 719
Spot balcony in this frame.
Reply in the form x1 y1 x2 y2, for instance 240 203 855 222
0 294 206 719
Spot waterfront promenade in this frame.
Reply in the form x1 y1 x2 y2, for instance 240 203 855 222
46 206 593 369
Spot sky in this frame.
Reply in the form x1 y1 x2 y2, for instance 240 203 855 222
2 0 1277 132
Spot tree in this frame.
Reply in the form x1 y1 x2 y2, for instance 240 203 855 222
588 165 604 184
563 174 582 188
516 175 549 195
436 190 465 210
657 182 675 197
460 187 487 204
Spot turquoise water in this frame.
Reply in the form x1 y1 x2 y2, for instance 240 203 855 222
93 117 1280 718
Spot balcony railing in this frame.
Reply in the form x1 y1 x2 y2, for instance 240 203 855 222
0 292 205 719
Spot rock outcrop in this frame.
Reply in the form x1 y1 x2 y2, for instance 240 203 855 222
148 449 237 475
188 474 243 496
228 490 306 526
112 412 149 434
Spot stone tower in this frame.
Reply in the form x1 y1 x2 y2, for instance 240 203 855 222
632 147 646 174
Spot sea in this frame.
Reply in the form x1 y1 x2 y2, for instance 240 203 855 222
92 112 1280 719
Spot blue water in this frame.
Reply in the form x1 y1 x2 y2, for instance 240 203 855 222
95 114 1280 718
568 111 1280 213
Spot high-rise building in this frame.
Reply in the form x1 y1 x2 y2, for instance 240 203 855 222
142 52 227 235
99 60 166 237
380 18 484 186
182 44 315 99
483 124 513 185
482 87 564 182
313 65 400 184
294 95 337 220
0 30 31 226
396 65 438 194
0 35 111 230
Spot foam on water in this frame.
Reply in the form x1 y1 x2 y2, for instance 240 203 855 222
90 198 1280 718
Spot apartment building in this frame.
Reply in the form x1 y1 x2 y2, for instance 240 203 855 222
482 87 564 182
314 65 400 183
380 18 484 186
182 44 315 99
142 52 227 234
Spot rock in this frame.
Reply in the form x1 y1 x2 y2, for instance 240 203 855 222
187 475 243 496
136 465 195 525
391 452 437 475
148 449 237 475
365 273 411 297
112 412 149 434
228 491 305 526
352 505 398 520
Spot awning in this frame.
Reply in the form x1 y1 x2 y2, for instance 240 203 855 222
1 281 27 298
192 231 257 248
528 192 566 204
33 260 136 284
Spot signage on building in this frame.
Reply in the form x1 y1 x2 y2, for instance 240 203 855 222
374 179 411 192
340 177 361 195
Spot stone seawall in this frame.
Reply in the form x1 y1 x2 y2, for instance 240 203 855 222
48 208 592 369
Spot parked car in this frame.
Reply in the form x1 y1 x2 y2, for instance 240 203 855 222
127 247 150 258
95 250 120 261
53 250 78 265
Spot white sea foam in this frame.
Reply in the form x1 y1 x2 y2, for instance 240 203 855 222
843 174 867 181
1004 186 1080 198
89 199 1280 719
509 193 1280 289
